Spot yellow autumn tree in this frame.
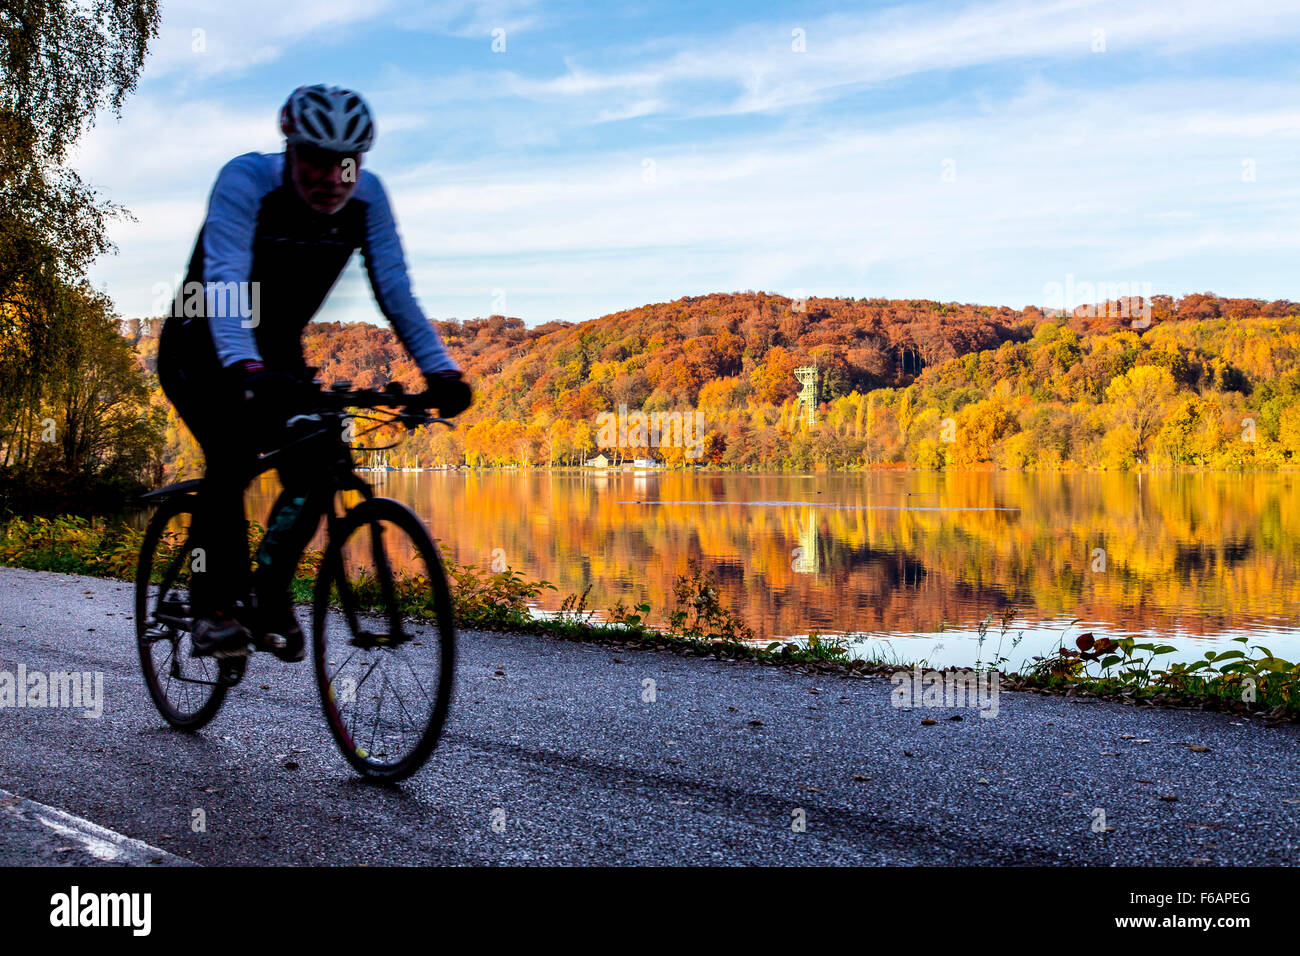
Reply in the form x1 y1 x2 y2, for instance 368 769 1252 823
1104 365 1178 457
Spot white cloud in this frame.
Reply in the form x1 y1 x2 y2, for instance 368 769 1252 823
70 95 279 196
87 72 1300 322
74 0 1300 323
488 0 1300 119
141 0 399 79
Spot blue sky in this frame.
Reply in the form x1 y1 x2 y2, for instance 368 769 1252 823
73 0 1300 328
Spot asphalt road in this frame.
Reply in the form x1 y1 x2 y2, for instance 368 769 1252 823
0 565 1297 865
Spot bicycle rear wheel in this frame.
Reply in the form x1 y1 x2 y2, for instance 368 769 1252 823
312 496 455 781
135 494 240 729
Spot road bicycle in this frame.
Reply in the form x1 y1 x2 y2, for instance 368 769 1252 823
134 379 456 781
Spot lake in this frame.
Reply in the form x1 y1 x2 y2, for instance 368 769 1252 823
242 469 1300 671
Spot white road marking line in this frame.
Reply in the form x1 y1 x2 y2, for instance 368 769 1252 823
34 814 124 862
0 788 196 866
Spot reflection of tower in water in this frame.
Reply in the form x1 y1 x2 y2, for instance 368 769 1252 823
794 506 819 573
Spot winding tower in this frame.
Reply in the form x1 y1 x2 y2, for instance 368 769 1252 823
793 365 819 427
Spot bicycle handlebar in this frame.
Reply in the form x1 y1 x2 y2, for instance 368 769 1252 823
308 380 457 427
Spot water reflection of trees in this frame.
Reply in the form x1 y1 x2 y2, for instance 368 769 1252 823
244 471 1300 640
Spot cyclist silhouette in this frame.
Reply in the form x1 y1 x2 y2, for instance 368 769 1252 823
157 84 471 660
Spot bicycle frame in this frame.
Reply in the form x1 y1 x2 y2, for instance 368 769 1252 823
137 384 453 606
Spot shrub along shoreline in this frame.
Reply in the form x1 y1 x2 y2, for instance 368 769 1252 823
1 513 1296 722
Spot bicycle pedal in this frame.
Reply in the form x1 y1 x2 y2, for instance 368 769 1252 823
217 657 248 686
247 631 286 653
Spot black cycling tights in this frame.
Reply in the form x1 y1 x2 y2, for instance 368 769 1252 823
158 360 327 620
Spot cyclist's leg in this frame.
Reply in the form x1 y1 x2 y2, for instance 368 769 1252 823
158 357 255 622
194 446 253 615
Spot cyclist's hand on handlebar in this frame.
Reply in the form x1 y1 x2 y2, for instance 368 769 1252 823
234 360 297 421
421 368 473 417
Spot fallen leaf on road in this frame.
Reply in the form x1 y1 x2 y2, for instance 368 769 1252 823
1159 794 1179 802
853 774 869 781
920 718 937 726
1189 745 1211 753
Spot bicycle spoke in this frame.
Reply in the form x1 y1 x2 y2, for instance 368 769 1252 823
381 663 423 733
315 498 453 778
155 541 188 597
394 645 432 705
137 503 227 728
326 646 361 686
160 639 177 701
334 568 363 638
368 671 387 754
368 521 401 638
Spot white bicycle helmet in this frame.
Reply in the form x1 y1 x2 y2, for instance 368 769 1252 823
279 84 375 153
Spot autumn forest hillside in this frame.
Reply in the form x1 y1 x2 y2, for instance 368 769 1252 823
121 291 1300 478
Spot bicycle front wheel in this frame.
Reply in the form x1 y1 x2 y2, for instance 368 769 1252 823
312 496 456 781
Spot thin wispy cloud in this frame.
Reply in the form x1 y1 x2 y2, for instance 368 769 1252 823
393 0 541 38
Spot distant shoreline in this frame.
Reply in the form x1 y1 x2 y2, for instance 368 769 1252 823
350 463 1300 475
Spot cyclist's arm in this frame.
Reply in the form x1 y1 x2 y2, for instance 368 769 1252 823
358 173 459 375
198 152 271 368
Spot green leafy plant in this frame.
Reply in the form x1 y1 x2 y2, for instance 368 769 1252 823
665 563 756 646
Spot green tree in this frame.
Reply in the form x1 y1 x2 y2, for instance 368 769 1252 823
45 286 162 481
1 1 160 502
